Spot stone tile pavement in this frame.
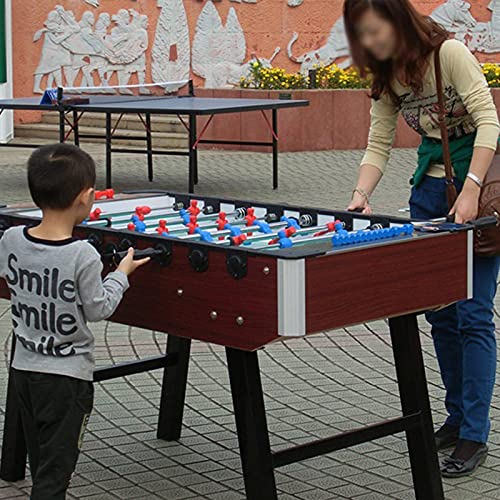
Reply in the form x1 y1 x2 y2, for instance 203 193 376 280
0 143 499 499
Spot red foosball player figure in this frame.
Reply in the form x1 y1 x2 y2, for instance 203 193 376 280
88 208 102 221
95 188 114 200
187 215 199 235
245 208 257 236
231 234 248 246
156 220 168 235
216 212 229 240
134 206 152 221
188 200 201 217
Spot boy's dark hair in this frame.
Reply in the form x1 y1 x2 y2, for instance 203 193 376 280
27 144 96 209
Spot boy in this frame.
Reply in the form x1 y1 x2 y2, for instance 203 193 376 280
0 144 149 499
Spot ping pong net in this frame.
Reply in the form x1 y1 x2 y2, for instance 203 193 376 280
40 80 194 106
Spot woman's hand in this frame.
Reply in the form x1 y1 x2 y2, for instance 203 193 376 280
347 190 373 215
449 183 480 224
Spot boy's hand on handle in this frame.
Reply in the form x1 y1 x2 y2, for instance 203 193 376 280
347 191 373 215
117 248 151 276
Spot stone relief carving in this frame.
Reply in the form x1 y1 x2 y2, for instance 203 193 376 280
430 0 476 33
430 0 500 53
31 0 500 93
192 2 246 88
192 2 281 87
287 17 351 73
33 5 150 94
152 0 190 92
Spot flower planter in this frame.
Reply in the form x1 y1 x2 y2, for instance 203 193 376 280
197 88 500 152
197 87 424 152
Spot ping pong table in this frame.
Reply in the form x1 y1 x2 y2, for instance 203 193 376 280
0 92 309 193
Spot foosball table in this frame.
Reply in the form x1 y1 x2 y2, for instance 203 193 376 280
0 191 476 500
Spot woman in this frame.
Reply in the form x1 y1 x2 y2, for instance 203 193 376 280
344 0 500 477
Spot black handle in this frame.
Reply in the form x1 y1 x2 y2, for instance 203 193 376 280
469 216 498 228
446 214 498 228
110 244 172 267
114 248 160 262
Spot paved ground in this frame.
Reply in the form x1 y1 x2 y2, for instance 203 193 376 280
0 143 500 500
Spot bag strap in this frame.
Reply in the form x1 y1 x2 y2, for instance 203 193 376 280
434 45 458 209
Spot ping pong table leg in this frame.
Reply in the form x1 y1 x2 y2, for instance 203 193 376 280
145 113 153 182
193 119 199 186
0 336 27 482
272 109 278 190
73 110 80 147
59 109 65 144
105 113 112 189
188 114 197 193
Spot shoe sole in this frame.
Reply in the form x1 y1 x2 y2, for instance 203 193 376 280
441 452 487 478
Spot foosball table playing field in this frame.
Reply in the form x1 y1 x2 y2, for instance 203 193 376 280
0 191 479 500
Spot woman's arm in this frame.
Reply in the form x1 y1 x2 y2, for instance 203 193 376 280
450 146 495 223
348 95 399 213
347 164 383 214
443 40 500 222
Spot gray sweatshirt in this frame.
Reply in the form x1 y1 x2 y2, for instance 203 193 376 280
0 226 129 381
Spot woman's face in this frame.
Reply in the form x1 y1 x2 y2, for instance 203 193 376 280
356 9 398 61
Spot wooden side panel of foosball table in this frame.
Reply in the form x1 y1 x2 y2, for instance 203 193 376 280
305 232 470 333
109 244 279 351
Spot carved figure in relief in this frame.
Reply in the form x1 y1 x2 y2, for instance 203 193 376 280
88 13 112 90
227 47 281 85
152 0 191 92
33 5 151 93
430 0 476 32
192 2 246 88
429 0 500 53
33 7 75 93
287 17 351 73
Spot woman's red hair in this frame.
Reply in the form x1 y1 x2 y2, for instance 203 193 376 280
343 0 449 103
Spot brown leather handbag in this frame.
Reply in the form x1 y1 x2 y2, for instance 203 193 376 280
434 46 500 257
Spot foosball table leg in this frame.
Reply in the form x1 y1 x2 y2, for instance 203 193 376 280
157 335 192 441
226 348 278 500
0 336 27 482
389 314 444 500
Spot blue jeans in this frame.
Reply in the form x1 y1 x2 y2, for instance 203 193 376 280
409 176 500 443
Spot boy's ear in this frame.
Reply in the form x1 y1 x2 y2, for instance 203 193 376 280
79 187 95 206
